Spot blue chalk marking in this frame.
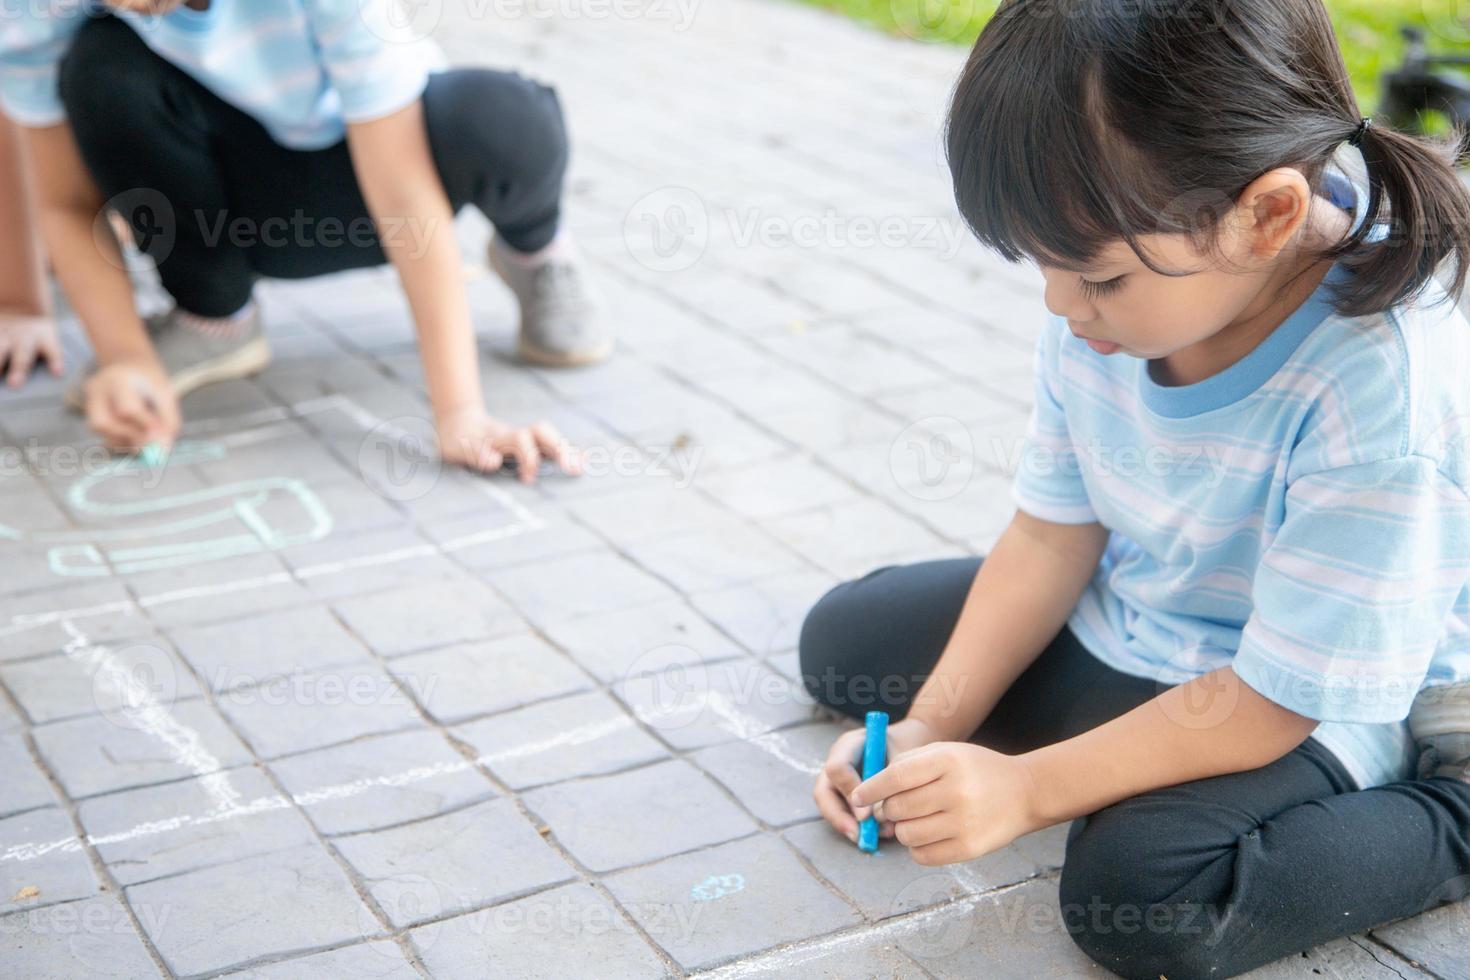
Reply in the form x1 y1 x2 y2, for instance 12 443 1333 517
858 710 889 853
690 873 745 902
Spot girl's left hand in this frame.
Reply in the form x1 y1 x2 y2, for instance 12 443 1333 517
0 312 63 388
850 741 1044 866
435 406 582 483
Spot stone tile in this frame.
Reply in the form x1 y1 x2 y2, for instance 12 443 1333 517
215 664 424 759
334 799 576 928
522 759 757 873
695 456 861 521
0 695 23 733
564 485 741 548
480 551 675 625
1241 938 1435 978
78 767 315 886
783 819 1038 920
727 939 929 979
603 834 861 971
1373 899 1470 980
126 844 376 977
1 808 100 912
0 582 152 662
626 525 806 595
454 690 667 790
691 722 840 827
283 527 466 601
332 579 524 657
170 605 372 693
539 598 743 684
424 505 604 570
119 553 315 629
33 702 253 799
387 634 589 725
410 881 672 979
0 733 56 817
0 896 162 979
269 728 495 837
764 498 950 579
617 657 817 751
692 570 838 657
220 940 420 978
1 639 202 725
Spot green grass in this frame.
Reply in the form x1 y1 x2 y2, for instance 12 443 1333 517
801 0 1469 113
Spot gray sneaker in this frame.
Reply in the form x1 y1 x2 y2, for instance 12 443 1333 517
488 237 612 367
65 305 271 411
1409 681 1470 783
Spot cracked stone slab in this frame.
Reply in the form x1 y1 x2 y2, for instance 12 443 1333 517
269 728 496 836
691 722 837 827
169 607 373 693
0 733 56 817
1240 938 1436 978
77 766 316 886
539 598 744 684
521 759 757 872
410 881 672 979
452 690 667 790
1 808 101 913
603 833 861 971
387 634 589 725
219 940 420 978
32 702 253 799
334 798 576 928
124 843 376 977
1372 899 1470 980
0 895 161 979
332 579 525 657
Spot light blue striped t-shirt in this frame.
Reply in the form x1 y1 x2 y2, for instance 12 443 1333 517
0 0 444 149
1012 181 1470 789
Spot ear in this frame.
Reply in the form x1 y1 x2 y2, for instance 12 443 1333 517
1231 168 1312 261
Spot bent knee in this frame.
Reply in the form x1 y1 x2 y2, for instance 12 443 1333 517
427 70 568 182
797 580 865 717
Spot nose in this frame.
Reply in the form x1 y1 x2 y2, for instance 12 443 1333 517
1040 269 1097 324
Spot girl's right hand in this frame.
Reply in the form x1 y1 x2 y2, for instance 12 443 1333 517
84 358 180 452
0 312 64 388
814 716 941 843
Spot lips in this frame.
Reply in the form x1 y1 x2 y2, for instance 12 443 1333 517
1068 325 1121 355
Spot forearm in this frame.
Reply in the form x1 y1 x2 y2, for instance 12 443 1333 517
1020 667 1318 826
0 116 48 315
907 511 1109 741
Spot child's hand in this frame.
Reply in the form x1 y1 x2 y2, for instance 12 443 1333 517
814 717 940 844
435 406 582 483
0 312 64 388
84 358 180 452
850 741 1041 866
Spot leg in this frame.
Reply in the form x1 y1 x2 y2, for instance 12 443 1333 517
798 558 1159 752
1061 739 1470 978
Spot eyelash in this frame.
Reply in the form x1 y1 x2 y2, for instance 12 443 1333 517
1080 275 1126 300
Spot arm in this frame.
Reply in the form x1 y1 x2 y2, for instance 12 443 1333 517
0 111 63 385
345 100 576 481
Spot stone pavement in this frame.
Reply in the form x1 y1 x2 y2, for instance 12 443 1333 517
1 0 1467 977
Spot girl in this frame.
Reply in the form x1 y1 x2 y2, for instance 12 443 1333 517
0 0 605 480
802 2 1470 977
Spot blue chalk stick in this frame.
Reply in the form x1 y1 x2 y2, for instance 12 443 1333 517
857 710 888 852
138 442 166 468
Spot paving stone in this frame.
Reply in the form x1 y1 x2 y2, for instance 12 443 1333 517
283 526 467 601
33 701 253 799
564 484 742 548
334 798 576 928
410 881 672 979
692 570 838 657
1 639 202 725
0 581 152 662
764 498 950 579
0 896 162 979
332 579 524 657
76 766 315 887
126 843 375 976
424 505 604 570
215 664 424 759
0 733 56 817
1241 938 1436 978
0 695 22 733
617 657 817 751
1373 899 1470 980
691 723 841 827
220 941 420 978
694 456 861 521
270 728 495 837
454 690 667 790
625 524 807 595
783 819 1038 920
170 606 373 693
119 553 315 629
604 834 861 970
726 938 930 979
522 759 758 872
480 551 675 624
539 598 744 683
0 808 101 912
387 633 589 725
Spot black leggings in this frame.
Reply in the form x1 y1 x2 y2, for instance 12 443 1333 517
799 557 1470 979
57 14 568 317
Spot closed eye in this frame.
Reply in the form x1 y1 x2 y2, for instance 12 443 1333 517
1079 275 1126 300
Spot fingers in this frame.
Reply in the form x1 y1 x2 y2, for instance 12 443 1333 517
893 813 951 849
4 336 35 388
851 743 945 807
813 771 860 841
37 331 63 376
909 838 968 867
876 780 945 823
531 421 581 475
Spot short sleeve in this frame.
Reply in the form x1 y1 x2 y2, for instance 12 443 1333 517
0 5 88 127
1009 317 1099 524
300 0 431 123
1233 455 1470 724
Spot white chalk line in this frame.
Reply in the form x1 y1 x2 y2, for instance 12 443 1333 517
0 393 543 640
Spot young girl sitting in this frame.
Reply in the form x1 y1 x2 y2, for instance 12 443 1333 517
0 0 604 479
801 2 1470 976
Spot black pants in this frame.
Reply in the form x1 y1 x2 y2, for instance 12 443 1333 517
799 557 1470 979
58 14 568 317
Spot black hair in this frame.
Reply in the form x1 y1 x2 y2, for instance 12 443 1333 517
945 0 1470 316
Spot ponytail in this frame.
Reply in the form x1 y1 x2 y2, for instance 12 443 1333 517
1331 122 1470 317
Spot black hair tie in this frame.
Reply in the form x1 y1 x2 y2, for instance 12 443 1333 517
1348 117 1373 147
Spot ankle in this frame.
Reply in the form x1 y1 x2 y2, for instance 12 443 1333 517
176 300 256 339
495 230 573 268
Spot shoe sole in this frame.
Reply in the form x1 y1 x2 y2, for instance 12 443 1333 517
516 336 614 368
63 336 272 413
